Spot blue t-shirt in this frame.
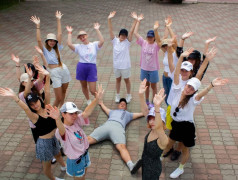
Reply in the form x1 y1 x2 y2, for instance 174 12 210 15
43 44 63 65
108 109 133 129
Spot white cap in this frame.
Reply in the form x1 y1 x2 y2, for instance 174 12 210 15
146 107 166 123
181 61 193 71
60 102 80 113
187 77 201 91
45 33 58 42
20 73 33 83
77 30 87 38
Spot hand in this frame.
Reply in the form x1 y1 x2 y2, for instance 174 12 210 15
35 46 43 55
94 23 100 30
139 79 148 94
55 10 63 19
181 47 194 57
33 55 40 66
131 12 137 20
137 14 144 21
30 16 40 25
182 31 194 40
24 64 33 78
35 64 49 76
154 21 159 30
153 88 166 107
0 88 16 97
95 84 104 103
205 36 217 44
206 47 217 61
66 25 73 33
212 78 228 87
11 54 20 64
108 11 116 19
45 104 61 120
165 15 172 27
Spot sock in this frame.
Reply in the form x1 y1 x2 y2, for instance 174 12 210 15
127 160 134 171
179 163 184 170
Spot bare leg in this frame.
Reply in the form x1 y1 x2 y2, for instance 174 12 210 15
54 152 65 167
42 161 54 180
53 87 63 107
88 81 97 97
176 142 183 152
80 80 90 100
150 82 158 101
116 77 121 94
145 81 150 101
115 144 131 163
124 78 131 94
59 82 69 107
180 143 190 165
87 136 98 145
163 138 176 154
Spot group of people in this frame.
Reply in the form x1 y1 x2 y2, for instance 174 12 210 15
0 10 229 180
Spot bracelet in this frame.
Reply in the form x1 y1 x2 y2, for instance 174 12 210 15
154 110 160 113
15 98 20 103
211 81 214 87
16 66 20 67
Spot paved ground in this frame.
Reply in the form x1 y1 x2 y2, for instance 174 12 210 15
0 0 238 179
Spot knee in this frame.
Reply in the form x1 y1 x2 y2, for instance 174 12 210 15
116 144 126 151
182 147 189 154
116 78 121 83
90 90 95 96
124 78 130 83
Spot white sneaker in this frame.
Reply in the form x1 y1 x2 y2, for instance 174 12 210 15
126 94 132 103
115 94 120 103
170 168 184 178
55 177 64 180
60 165 66 171
87 100 92 106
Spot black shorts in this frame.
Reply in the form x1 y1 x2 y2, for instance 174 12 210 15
169 120 196 147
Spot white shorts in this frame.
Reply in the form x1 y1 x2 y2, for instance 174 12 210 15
113 68 131 79
48 64 71 88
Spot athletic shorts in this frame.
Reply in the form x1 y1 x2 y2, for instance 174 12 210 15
113 68 131 79
140 69 159 83
76 62 97 82
89 121 126 144
48 63 71 88
36 136 60 162
170 120 196 147
66 151 91 177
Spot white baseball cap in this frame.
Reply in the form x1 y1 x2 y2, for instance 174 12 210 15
60 102 80 113
181 61 193 71
20 73 33 83
146 107 166 123
187 77 201 91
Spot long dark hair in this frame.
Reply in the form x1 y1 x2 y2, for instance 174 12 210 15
45 41 62 67
178 91 197 108
25 93 45 113
19 83 41 97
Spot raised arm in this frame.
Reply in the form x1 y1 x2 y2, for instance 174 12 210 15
66 26 75 51
82 84 104 119
55 10 63 45
167 40 175 73
174 48 194 85
178 31 194 48
35 46 48 67
46 104 65 136
134 13 144 40
127 12 138 42
163 16 171 39
166 17 177 49
108 11 116 40
30 16 43 50
139 79 149 116
196 47 217 80
94 23 104 48
11 54 21 81
23 64 34 98
132 112 144 120
0 88 38 123
153 89 168 149
154 21 162 47
203 36 216 56
195 78 228 101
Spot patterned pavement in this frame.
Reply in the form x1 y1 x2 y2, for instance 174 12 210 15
0 0 238 179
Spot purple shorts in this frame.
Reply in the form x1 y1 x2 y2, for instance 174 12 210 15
76 62 97 82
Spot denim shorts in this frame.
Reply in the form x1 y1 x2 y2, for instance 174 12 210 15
140 69 159 83
66 151 91 177
76 62 97 82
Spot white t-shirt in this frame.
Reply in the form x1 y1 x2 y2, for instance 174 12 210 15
112 37 131 69
43 44 63 65
74 41 100 64
169 82 204 123
163 51 178 73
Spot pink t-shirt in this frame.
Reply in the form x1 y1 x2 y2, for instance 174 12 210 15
55 114 90 159
137 37 160 71
19 80 44 128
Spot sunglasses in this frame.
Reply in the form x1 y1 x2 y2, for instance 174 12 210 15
173 107 180 117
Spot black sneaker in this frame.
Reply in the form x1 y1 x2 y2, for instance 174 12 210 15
131 159 142 174
170 150 181 161
163 148 174 157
